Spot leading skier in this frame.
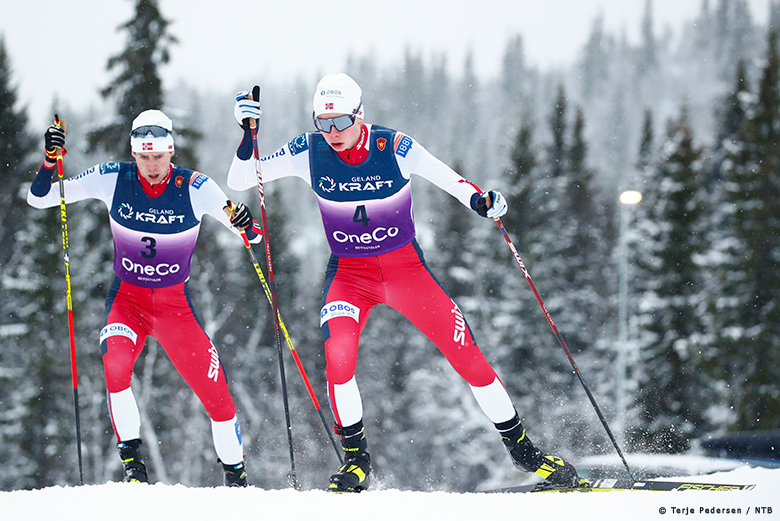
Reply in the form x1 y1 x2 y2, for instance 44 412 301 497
227 73 583 492
27 109 259 487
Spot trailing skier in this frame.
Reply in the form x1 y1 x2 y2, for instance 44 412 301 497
28 110 259 487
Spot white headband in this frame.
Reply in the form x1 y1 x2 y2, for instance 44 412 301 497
130 109 175 153
131 134 174 153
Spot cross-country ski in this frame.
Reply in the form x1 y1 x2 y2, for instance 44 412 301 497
483 478 758 494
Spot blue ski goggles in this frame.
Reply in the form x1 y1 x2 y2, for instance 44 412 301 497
130 125 171 138
313 113 358 133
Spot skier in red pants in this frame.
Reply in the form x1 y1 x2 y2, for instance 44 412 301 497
228 73 583 492
28 110 259 486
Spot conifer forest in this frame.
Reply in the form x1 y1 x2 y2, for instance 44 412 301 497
1 0 779 491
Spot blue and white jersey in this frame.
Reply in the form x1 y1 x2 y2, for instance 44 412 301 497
28 161 252 288
228 124 481 257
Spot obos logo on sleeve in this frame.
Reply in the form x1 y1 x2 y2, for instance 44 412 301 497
320 300 360 325
100 323 138 344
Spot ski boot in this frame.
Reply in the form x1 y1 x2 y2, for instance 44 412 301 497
496 415 584 488
118 438 148 483
328 421 371 493
222 460 248 487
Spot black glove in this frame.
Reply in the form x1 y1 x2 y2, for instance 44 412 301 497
44 125 66 161
227 201 253 229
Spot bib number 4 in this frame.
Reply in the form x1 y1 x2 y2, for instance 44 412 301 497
353 205 370 227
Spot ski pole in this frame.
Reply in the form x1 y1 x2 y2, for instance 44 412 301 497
226 202 343 465
54 115 84 485
482 189 635 481
244 86 299 490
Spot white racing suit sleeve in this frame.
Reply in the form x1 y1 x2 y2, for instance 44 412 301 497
27 163 117 209
227 128 312 192
393 134 482 207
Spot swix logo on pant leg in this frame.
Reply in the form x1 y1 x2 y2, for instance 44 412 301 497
451 304 467 346
320 301 360 325
100 323 138 344
208 344 221 382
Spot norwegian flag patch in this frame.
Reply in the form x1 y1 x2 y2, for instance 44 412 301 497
325 102 334 110
142 142 153 151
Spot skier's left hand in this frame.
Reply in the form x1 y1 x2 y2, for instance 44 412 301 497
472 190 508 219
225 200 253 229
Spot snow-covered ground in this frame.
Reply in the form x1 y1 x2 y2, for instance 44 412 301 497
0 466 776 521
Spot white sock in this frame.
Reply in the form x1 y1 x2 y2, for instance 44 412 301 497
108 387 141 440
470 377 516 424
212 416 243 465
330 376 363 427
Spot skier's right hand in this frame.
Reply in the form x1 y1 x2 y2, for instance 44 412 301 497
44 124 66 163
225 200 254 229
234 90 262 129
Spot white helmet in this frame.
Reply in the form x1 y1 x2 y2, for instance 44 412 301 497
312 73 364 119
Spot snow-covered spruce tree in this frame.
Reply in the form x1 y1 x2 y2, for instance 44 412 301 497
429 160 477 301
631 104 712 453
695 59 752 434
2 195 79 489
448 51 481 176
490 108 545 438
0 33 38 386
85 0 198 162
0 38 66 491
579 14 610 102
0 36 37 269
636 0 658 79
495 85 610 457
713 29 780 432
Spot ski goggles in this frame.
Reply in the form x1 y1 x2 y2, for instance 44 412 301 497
130 125 171 138
313 113 358 133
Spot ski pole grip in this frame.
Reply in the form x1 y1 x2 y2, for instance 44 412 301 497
225 200 252 248
53 114 67 156
248 85 260 130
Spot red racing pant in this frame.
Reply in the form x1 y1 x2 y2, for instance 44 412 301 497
101 277 237 435
321 240 499 425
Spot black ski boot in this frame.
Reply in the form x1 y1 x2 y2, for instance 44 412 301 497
222 460 248 487
328 421 371 493
496 415 583 488
118 438 148 483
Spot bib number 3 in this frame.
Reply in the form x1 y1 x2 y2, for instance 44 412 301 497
141 236 157 259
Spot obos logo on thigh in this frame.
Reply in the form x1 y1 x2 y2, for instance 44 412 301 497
320 300 361 325
100 323 138 344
